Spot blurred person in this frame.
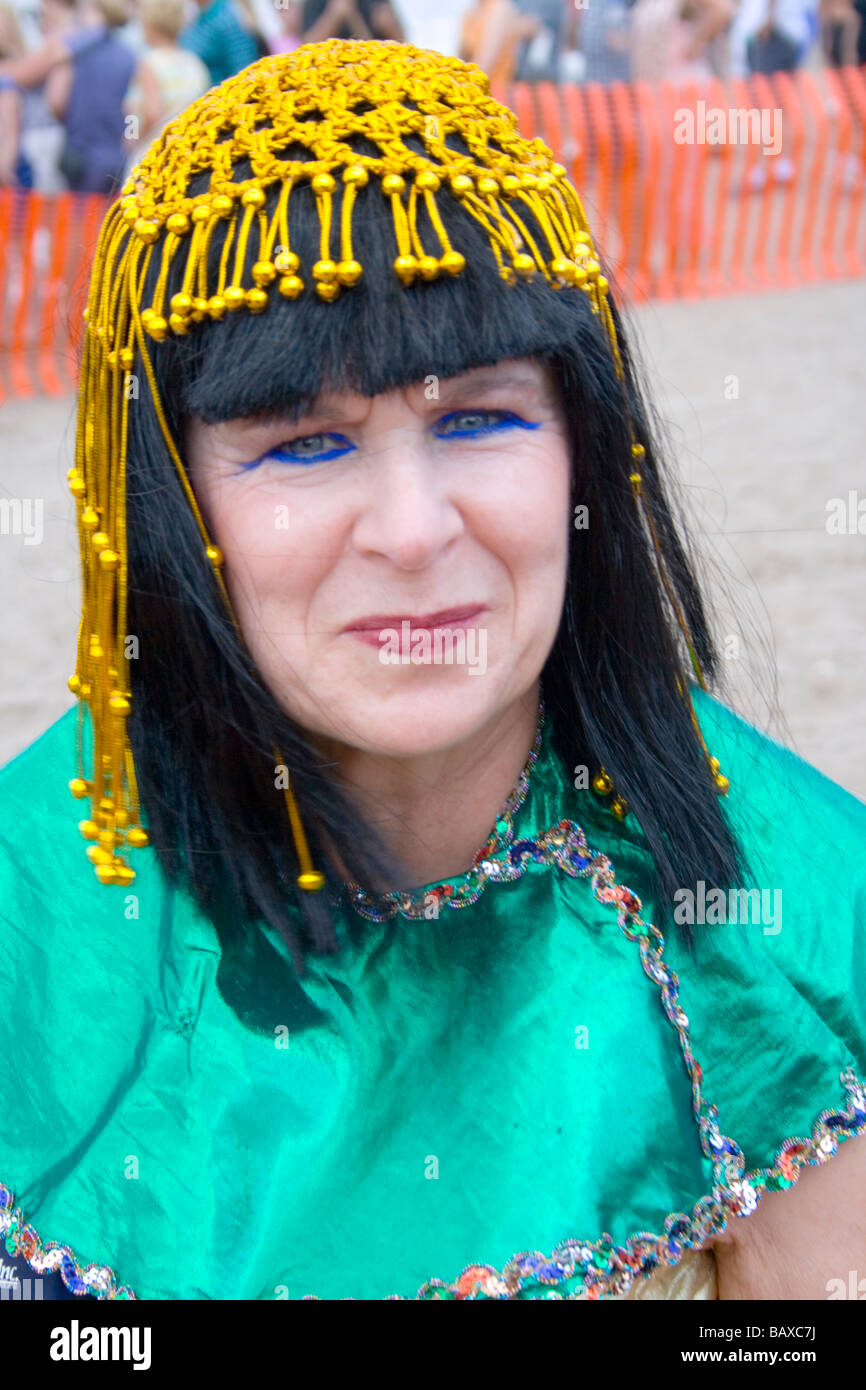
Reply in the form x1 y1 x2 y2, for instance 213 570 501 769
122 0 210 178
513 0 566 81
0 0 137 194
179 0 259 85
299 0 404 43
459 0 541 87
819 0 860 62
729 0 816 76
0 3 33 186
572 0 632 83
632 0 734 82
269 0 303 51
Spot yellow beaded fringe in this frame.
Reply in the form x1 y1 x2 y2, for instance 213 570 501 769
66 38 726 891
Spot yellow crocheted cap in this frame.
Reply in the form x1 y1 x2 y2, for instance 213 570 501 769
115 37 617 332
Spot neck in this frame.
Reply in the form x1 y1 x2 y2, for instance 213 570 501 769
317 681 542 891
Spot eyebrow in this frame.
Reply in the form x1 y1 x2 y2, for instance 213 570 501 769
251 365 546 427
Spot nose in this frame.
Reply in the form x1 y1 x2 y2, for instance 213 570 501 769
351 440 464 571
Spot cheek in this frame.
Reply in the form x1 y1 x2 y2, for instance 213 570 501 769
481 435 571 571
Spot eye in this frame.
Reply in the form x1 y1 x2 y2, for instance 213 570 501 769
246 433 357 467
433 410 540 438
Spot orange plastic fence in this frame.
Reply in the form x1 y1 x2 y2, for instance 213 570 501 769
1 66 865 401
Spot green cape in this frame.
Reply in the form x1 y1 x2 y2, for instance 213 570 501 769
1 687 864 1299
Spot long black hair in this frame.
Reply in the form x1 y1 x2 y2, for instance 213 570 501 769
122 143 756 1030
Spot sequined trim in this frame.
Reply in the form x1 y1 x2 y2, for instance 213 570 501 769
0 1187 136 1300
3 837 864 1301
344 700 546 920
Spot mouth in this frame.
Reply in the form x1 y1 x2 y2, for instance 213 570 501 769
343 605 487 643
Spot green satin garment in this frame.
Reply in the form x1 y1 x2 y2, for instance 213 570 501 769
0 687 864 1300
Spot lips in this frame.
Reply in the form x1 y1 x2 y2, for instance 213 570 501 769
343 605 486 633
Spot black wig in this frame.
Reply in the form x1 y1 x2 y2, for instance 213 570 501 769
122 138 757 1030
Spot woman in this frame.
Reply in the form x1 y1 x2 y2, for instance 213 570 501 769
0 39 863 1302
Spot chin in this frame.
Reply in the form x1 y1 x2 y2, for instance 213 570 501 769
318 676 507 758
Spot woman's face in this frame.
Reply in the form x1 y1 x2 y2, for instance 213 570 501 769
185 356 572 757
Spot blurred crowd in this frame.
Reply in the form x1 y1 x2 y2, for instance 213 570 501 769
0 0 864 193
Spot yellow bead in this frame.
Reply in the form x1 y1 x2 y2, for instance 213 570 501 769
106 350 118 370
87 844 114 865
709 757 721 773
98 829 118 848
115 809 129 828
166 212 189 235
382 173 406 196
120 348 134 369
550 257 573 280
632 443 646 461
81 506 99 529
450 174 473 197
79 819 100 840
91 531 110 551
191 203 211 223
536 173 555 192
502 175 521 195
206 544 224 566
394 254 418 284
212 194 233 217
134 218 159 242
252 260 276 286
68 777 89 798
246 287 268 313
477 176 499 196
343 164 369 186
223 286 245 310
170 292 193 316
146 315 168 340
551 163 567 178
513 254 536 278
99 795 114 811
418 255 440 280
79 682 91 700
278 275 304 299
191 298 208 321
99 549 120 574
69 474 86 498
439 250 466 276
208 295 227 319
415 170 440 192
597 275 609 292
584 259 600 278
95 863 120 884
316 281 340 301
169 313 190 335
312 259 337 283
126 827 150 848
122 205 138 225
298 870 326 892
109 693 131 715
67 674 82 695
520 173 538 190
115 864 136 885
241 186 266 208
336 259 362 286
311 172 336 194
274 249 300 274
715 775 730 795
592 770 613 796
610 796 628 819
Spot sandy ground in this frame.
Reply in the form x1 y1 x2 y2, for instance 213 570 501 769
1 279 864 800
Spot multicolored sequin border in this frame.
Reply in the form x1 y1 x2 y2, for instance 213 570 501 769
2 831 864 1301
